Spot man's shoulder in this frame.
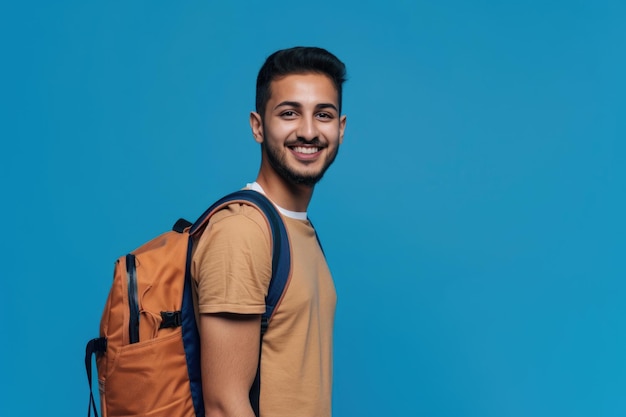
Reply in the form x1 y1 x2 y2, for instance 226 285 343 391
199 201 273 246
192 201 272 266
209 201 271 230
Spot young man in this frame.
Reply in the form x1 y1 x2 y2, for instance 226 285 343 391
191 47 347 417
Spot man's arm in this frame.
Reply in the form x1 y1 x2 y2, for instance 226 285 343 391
199 312 261 417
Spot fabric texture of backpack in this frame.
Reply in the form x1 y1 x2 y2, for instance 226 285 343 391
85 190 291 417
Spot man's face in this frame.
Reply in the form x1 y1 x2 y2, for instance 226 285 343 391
251 73 346 187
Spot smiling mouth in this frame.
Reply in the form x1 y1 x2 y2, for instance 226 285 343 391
291 146 321 154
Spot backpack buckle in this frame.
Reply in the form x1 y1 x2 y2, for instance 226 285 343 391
160 311 182 329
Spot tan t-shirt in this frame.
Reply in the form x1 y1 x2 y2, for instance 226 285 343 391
191 202 336 417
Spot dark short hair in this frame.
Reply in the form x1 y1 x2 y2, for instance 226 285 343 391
255 46 347 117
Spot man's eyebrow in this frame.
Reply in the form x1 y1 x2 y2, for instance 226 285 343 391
274 101 302 110
316 103 339 112
273 101 339 112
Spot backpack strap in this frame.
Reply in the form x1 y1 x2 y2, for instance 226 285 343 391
184 189 291 417
308 218 326 257
85 337 107 417
189 189 291 324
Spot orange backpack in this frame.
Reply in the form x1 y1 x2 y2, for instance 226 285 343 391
85 190 291 417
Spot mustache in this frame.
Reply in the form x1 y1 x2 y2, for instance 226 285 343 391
287 137 324 146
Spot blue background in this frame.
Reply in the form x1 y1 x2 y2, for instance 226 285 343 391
1 1 624 416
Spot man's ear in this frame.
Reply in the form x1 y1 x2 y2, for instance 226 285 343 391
250 112 264 144
339 115 347 145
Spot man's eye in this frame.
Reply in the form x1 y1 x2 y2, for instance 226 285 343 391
317 112 333 119
281 111 296 117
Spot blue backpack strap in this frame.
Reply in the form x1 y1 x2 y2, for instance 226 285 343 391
308 218 325 258
182 190 291 417
85 337 107 417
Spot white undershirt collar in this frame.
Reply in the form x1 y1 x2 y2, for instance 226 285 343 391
245 182 308 220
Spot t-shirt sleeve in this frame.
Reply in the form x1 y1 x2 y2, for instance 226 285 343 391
191 204 272 315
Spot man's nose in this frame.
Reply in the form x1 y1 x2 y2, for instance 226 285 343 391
296 116 319 141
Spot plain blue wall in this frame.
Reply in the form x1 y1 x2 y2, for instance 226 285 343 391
1 1 624 416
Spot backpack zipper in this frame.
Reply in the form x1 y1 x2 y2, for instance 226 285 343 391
126 253 140 344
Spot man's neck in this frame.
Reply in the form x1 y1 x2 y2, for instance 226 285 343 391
255 172 314 213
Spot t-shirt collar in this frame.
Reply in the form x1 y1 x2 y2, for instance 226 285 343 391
245 182 308 221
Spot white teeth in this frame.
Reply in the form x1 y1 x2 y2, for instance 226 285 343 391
293 146 319 154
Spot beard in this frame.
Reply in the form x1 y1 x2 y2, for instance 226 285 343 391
263 139 339 187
